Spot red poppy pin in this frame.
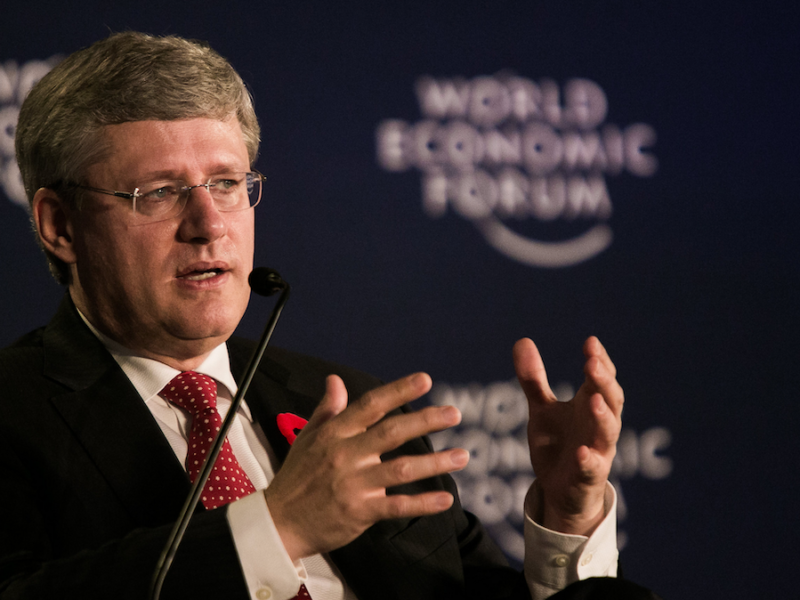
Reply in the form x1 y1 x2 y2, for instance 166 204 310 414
276 413 308 445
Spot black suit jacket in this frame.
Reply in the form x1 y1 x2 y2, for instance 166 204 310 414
0 297 527 600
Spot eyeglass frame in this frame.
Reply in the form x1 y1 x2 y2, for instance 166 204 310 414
65 169 265 224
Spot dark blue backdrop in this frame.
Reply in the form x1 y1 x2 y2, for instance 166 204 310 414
2 2 798 598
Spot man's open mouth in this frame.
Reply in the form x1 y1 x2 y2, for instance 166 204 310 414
179 268 224 281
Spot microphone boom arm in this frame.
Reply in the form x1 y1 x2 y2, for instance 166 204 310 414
149 269 290 600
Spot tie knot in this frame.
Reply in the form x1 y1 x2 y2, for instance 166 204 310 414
160 371 218 414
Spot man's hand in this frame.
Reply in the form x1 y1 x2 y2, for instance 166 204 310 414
264 373 469 562
513 337 623 536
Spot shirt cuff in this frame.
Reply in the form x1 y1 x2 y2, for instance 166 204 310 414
523 480 619 600
227 491 309 600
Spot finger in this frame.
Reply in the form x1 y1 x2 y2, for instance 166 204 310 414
585 392 622 455
366 447 470 489
583 336 617 379
574 444 608 484
303 375 349 434
583 355 624 418
336 372 433 437
513 338 556 405
372 490 456 520
363 404 462 455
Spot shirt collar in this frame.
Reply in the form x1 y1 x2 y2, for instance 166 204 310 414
75 308 251 420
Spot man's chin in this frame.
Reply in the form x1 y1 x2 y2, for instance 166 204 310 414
163 311 241 347
140 327 234 370
176 296 248 334
175 321 238 347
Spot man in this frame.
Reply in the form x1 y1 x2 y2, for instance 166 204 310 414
1 32 650 599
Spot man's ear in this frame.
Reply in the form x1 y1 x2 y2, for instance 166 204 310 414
32 188 78 265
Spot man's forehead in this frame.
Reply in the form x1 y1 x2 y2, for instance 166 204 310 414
90 117 249 181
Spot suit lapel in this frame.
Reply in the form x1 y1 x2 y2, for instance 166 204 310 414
43 296 192 526
227 340 319 463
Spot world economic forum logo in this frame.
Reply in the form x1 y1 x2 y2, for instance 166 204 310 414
0 57 58 209
376 74 657 267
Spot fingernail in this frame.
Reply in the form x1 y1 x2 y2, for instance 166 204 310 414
413 372 432 390
451 448 469 467
443 405 462 424
436 494 454 509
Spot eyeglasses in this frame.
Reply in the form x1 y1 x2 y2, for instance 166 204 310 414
71 170 265 224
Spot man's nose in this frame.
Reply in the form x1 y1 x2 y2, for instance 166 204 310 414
176 185 227 243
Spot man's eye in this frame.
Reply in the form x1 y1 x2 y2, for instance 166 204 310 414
142 186 178 200
213 178 240 192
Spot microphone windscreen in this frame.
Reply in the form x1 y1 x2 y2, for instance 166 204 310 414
248 267 285 297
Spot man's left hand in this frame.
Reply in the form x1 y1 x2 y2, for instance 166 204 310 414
513 336 623 536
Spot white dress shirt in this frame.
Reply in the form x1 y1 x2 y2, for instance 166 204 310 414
82 314 617 600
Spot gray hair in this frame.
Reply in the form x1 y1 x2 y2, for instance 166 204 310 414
15 31 261 284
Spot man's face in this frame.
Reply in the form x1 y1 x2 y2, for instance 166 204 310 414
67 117 255 367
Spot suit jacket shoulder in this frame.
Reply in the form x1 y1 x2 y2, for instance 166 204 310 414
0 297 248 599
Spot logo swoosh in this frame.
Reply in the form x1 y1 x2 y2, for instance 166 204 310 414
477 218 613 268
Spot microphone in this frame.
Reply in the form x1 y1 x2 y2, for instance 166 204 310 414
150 268 291 600
249 266 288 297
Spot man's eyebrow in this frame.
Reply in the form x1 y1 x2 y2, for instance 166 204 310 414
134 171 180 182
134 165 248 182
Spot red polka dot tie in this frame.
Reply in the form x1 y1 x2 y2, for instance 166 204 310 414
160 371 256 509
291 584 311 599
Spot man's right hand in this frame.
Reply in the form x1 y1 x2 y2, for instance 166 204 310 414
264 373 469 562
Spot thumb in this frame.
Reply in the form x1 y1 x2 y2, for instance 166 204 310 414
305 374 349 431
513 338 556 405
